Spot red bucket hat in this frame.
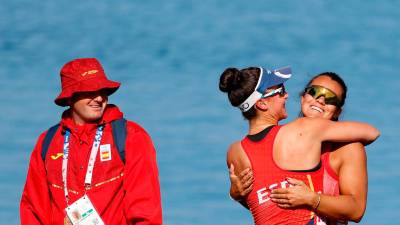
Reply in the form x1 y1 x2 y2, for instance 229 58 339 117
55 58 120 106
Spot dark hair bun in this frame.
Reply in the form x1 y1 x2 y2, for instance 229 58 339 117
219 68 241 93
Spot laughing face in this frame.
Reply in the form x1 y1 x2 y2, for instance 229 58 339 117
301 75 343 120
261 85 289 121
70 90 108 125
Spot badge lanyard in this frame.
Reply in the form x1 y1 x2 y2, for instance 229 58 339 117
62 125 104 204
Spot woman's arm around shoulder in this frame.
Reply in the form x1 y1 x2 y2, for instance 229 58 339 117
296 117 380 145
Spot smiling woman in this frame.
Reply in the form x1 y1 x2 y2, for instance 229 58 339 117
221 67 380 225
300 72 347 121
267 72 371 223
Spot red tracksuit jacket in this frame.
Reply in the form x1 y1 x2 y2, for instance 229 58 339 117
20 105 162 225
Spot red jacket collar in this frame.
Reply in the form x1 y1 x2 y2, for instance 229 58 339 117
60 104 123 132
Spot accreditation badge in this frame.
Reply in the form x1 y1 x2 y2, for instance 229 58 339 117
100 144 112 162
65 194 104 225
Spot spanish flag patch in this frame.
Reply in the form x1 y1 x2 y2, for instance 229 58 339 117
100 144 112 162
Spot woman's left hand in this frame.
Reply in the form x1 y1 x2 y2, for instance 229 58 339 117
270 178 318 209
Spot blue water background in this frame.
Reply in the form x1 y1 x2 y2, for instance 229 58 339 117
1 0 399 224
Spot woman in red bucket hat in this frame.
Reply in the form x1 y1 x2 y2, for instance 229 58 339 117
20 58 163 225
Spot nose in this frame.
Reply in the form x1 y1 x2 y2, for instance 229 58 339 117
93 92 107 102
316 96 326 105
94 95 103 102
284 91 289 99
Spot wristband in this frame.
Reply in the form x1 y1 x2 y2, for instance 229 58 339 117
313 193 321 210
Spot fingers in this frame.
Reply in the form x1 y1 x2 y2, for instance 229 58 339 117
229 165 253 180
271 188 289 195
228 166 254 197
240 168 253 181
276 203 292 208
241 171 253 188
270 193 288 199
239 168 251 178
229 164 236 176
241 184 253 196
286 177 305 186
242 178 253 190
271 195 295 209
271 197 289 204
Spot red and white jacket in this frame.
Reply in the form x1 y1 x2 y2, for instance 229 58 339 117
20 105 162 225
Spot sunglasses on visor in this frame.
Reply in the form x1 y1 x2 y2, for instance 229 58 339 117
262 85 286 98
304 85 341 106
